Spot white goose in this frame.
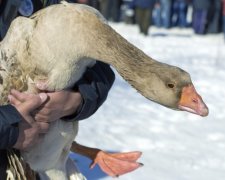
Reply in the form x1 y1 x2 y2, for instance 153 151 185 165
0 2 208 180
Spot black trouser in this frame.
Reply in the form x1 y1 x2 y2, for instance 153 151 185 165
0 150 7 179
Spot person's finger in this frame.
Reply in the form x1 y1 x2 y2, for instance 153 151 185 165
18 93 48 115
34 114 50 123
33 107 54 122
34 107 51 117
21 116 35 126
36 122 50 133
8 94 21 106
18 126 39 150
10 89 29 102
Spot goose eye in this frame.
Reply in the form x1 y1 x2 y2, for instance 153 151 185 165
167 83 175 89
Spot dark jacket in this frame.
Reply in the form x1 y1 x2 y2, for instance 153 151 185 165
0 105 22 149
192 0 211 10
0 105 22 179
223 0 225 15
130 0 156 9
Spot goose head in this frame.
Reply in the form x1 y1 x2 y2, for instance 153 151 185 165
131 61 208 116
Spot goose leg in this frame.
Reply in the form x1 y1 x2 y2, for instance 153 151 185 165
70 141 143 177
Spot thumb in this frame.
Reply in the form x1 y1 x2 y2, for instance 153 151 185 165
19 93 48 114
39 93 48 103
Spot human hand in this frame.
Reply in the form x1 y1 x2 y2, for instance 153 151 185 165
9 85 83 122
35 90 82 122
9 90 49 150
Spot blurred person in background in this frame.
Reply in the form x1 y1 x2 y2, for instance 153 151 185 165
76 0 88 3
76 0 100 10
88 0 100 9
98 0 122 22
152 0 172 28
223 0 225 39
130 0 156 35
160 0 172 28
121 0 136 24
98 0 107 14
206 0 222 34
192 0 210 34
171 0 189 27
152 1 161 27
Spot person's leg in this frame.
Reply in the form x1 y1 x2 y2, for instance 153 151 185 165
172 1 179 27
164 0 172 28
105 0 113 20
198 10 207 34
89 0 100 10
207 1 221 33
99 0 108 18
193 9 207 34
153 3 162 27
142 8 151 35
161 0 172 28
135 7 144 33
112 0 121 22
192 9 200 33
178 2 187 27
223 16 225 40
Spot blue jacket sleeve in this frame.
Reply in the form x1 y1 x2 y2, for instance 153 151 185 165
0 105 22 149
62 62 115 121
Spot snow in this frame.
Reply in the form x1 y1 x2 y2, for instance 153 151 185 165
72 23 225 180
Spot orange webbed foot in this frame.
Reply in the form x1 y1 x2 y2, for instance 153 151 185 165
90 151 143 177
70 142 143 177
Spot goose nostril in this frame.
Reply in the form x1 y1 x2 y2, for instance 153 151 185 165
192 98 198 103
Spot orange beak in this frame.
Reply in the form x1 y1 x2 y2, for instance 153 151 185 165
178 85 209 117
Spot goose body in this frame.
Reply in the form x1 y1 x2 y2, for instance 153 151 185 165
0 2 208 180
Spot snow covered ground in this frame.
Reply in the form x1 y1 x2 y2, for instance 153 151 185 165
72 23 225 180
